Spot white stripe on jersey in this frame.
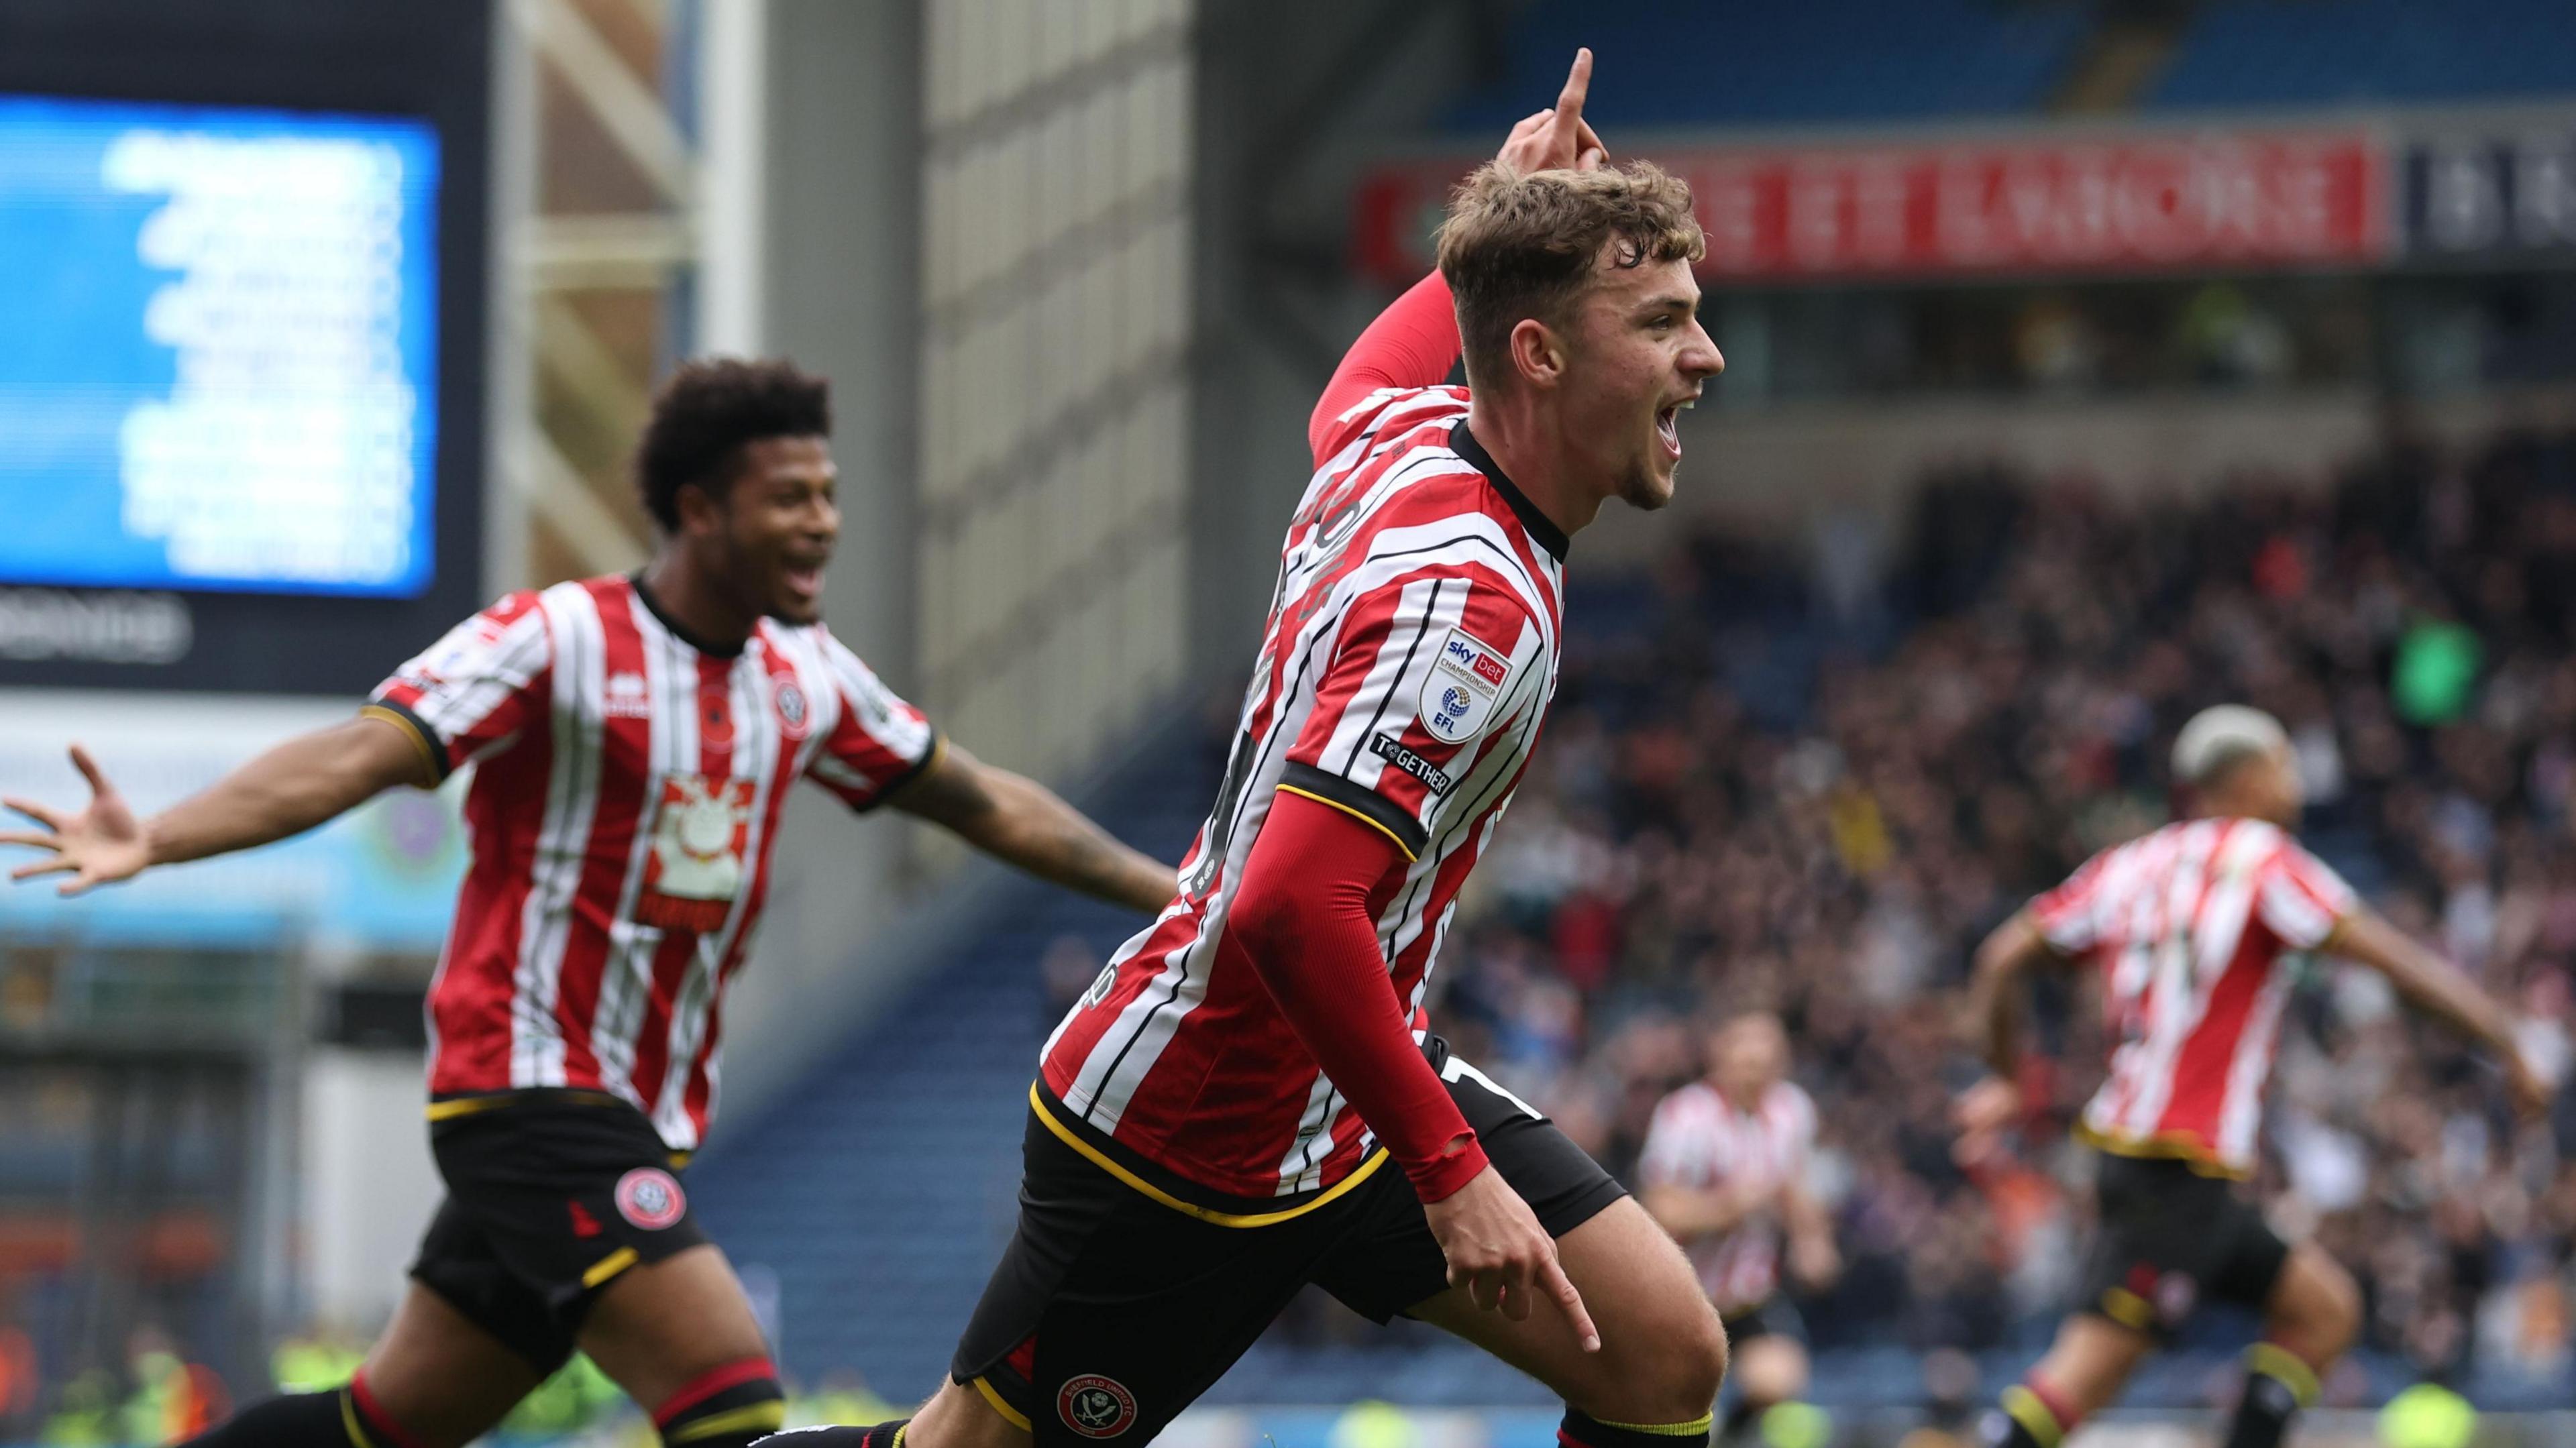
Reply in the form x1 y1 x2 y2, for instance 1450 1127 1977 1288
513 580 606 1089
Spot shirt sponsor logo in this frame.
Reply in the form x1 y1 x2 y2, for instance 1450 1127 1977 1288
637 773 756 932
1422 627 1511 742
1369 732 1454 796
604 671 653 719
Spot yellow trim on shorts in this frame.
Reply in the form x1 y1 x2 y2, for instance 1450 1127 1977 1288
669 1401 788 1441
1028 1084 1391 1227
2072 1122 2249 1180
581 1247 639 1288
2247 1342 2321 1406
972 1375 1033 1432
340 1390 376 1448
2099 1286 2156 1331
2001 1386 2064 1448
359 704 444 781
423 1096 513 1122
1273 784 1419 861
1594 1414 1716 1436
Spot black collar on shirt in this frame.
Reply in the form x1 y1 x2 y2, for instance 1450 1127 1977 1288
627 571 747 658
1449 421 1568 563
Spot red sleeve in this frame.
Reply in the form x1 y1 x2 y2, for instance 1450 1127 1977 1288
1309 270 1464 465
366 591 551 781
2257 837 2357 949
804 627 942 812
2029 848 2110 953
1230 787 1491 1202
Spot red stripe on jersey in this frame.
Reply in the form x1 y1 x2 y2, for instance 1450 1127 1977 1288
1040 386 1566 1200
425 602 556 1097
2047 818 2356 1173
400 576 938 1146
631 653 738 1115
677 642 814 1137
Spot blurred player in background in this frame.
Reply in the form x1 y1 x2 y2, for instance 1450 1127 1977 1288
2 360 1175 1448
773 48 1732 1448
1959 704 2549 1448
1640 1013 1839 1448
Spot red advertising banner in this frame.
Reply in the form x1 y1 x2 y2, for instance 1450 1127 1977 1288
1354 128 2392 283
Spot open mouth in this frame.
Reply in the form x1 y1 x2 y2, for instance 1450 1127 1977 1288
1655 398 1690 461
781 563 825 603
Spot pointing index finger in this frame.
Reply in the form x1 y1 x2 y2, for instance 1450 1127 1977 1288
1540 1254 1599 1352
1555 48 1592 132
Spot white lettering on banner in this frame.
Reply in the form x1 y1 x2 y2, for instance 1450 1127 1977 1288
1354 125 2390 282
0 588 193 663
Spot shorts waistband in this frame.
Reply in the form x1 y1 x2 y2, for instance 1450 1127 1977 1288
426 1087 631 1121
1027 1082 1391 1229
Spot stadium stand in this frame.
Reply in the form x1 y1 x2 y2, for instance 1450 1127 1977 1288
2150 0 2576 110
1444 0 2092 131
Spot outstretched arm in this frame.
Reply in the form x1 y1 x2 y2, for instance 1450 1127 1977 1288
1964 909 2059 1080
2322 907 2548 1115
4 722 430 895
1640 1176 1771 1241
890 740 1172 913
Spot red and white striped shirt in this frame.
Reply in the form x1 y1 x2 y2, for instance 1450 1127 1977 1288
1039 385 1566 1201
367 573 938 1150
1639 1080 1817 1315
2031 817 2356 1176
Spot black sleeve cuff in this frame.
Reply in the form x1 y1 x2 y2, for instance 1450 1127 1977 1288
857 732 947 814
360 698 451 784
1278 761 1428 860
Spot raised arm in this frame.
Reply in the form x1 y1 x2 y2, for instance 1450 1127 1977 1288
889 741 1172 914
1307 272 1466 463
4 723 429 896
1307 48 1609 463
2320 907 2548 1114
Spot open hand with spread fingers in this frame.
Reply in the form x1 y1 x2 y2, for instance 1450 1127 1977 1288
3 744 150 897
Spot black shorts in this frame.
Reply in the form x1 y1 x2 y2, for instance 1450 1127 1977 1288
951 1038 1626 1444
2076 1152 2289 1341
411 1091 709 1373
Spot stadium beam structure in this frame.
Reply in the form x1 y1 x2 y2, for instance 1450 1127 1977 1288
491 0 735 590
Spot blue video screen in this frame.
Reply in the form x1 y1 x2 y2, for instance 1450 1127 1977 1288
0 95 441 597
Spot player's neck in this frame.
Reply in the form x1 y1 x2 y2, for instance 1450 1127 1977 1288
637 551 756 655
1462 398 1597 541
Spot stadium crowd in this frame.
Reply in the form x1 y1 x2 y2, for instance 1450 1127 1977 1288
1406 425 2576 1399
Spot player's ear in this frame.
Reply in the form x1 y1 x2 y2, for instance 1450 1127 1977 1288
672 477 727 537
1507 316 1566 390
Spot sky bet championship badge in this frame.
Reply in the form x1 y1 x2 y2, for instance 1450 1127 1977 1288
1420 627 1512 742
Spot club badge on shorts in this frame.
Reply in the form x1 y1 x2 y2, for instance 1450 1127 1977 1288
1420 627 1513 743
1057 1375 1138 1439
614 1167 688 1231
